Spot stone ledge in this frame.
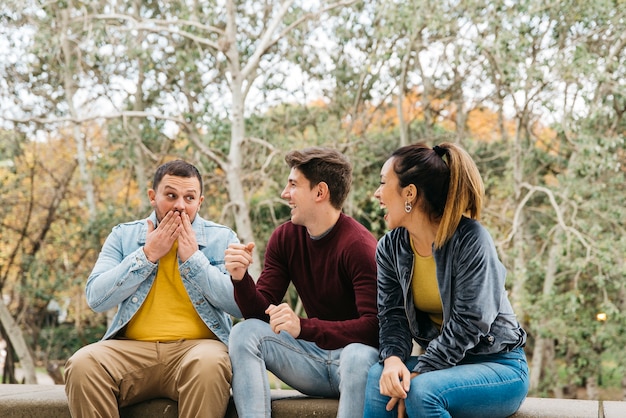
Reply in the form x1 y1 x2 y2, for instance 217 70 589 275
604 401 626 418
0 384 625 418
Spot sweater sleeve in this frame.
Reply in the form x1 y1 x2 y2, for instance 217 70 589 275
232 227 292 320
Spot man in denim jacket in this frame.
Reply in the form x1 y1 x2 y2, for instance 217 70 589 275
64 160 242 418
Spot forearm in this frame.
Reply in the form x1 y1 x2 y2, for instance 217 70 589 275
182 250 242 317
85 247 155 312
232 272 273 320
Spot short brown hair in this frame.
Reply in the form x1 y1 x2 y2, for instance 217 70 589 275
152 160 203 194
285 147 352 210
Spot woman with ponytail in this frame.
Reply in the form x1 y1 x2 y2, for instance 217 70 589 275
364 143 528 417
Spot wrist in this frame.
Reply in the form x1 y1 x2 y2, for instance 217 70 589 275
143 248 156 263
229 269 248 282
384 355 403 367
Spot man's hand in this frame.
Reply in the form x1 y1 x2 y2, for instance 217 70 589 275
144 211 182 263
265 303 301 338
224 242 255 280
177 211 198 262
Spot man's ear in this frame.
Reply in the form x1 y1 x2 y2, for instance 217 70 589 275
316 182 329 200
148 189 156 205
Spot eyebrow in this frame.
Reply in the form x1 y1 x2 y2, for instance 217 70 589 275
163 185 198 195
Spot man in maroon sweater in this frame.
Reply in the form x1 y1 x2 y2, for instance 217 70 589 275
225 147 379 418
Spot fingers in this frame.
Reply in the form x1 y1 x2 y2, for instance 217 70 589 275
380 375 408 399
265 302 289 316
265 303 301 337
156 211 183 241
144 211 182 262
156 211 183 238
379 356 411 400
378 358 417 415
405 371 419 392
397 398 406 417
225 243 255 263
386 397 399 412
177 212 198 262
225 242 255 280
180 211 192 231
401 368 412 392
178 211 196 239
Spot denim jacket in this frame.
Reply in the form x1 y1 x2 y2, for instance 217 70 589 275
376 217 526 374
86 212 242 345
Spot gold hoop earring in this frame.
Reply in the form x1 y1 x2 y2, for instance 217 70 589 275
404 201 412 213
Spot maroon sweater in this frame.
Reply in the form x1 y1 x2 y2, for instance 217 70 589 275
233 213 379 350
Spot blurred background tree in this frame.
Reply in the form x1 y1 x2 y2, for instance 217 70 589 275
0 0 624 399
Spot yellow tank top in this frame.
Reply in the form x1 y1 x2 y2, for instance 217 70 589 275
410 239 443 329
124 241 216 341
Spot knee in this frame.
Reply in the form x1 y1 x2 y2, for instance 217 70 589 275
367 361 384 383
228 319 271 356
365 362 384 396
406 375 440 409
186 346 232 383
64 345 99 383
340 344 379 377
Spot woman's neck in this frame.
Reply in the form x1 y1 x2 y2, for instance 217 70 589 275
406 216 439 257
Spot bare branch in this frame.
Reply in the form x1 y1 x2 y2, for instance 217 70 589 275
88 13 222 50
241 0 358 80
3 110 187 126
184 126 228 169
3 110 228 170
499 182 592 259
246 136 281 173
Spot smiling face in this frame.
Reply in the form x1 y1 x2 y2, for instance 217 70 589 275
148 174 204 223
280 167 318 228
374 158 413 230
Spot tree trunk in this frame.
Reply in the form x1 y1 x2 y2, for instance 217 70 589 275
396 29 422 147
529 238 561 391
60 8 97 221
46 360 65 384
510 119 527 326
0 299 37 384
225 92 262 278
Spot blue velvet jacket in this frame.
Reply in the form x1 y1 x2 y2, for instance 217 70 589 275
376 217 526 374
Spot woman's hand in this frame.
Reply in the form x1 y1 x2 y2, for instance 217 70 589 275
379 356 419 416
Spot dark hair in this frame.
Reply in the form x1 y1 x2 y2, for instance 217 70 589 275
285 147 352 210
152 160 203 194
391 142 484 248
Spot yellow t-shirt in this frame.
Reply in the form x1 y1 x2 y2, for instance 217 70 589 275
410 239 443 329
123 241 216 341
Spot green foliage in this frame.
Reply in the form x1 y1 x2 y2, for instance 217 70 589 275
38 323 107 361
1 0 625 398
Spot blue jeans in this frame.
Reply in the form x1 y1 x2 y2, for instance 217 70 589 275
364 348 529 418
229 319 379 418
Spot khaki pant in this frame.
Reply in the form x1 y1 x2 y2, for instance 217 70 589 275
64 339 231 418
